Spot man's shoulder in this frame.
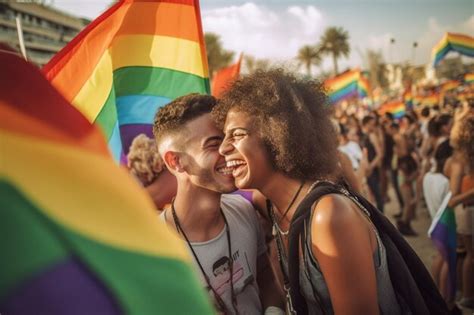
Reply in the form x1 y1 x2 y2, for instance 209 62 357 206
220 194 258 223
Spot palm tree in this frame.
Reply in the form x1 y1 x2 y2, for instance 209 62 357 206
320 27 350 75
297 45 322 77
204 33 234 79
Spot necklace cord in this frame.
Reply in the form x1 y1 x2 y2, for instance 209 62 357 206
170 201 239 314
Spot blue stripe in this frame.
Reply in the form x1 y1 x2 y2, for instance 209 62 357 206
116 95 171 125
108 121 122 162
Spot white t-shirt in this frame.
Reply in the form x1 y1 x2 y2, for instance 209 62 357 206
423 172 451 220
160 194 267 315
339 141 363 170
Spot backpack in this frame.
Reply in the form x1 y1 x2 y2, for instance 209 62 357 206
287 181 449 315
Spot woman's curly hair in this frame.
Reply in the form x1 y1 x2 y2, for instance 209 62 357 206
213 69 338 180
452 113 474 171
127 134 165 185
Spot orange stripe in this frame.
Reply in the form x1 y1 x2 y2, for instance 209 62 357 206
49 2 202 103
0 102 110 157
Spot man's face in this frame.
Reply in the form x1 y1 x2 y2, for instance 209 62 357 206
178 113 236 193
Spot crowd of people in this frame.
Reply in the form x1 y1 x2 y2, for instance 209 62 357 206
127 69 473 315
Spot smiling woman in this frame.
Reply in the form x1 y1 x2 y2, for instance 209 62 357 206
212 69 446 315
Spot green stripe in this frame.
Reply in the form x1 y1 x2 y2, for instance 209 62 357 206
0 180 70 301
113 66 210 99
94 87 117 141
0 180 213 314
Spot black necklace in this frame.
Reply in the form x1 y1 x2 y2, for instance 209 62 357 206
271 181 305 236
170 202 239 314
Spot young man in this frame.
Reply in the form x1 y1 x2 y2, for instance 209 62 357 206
153 93 283 315
390 121 418 236
360 115 384 212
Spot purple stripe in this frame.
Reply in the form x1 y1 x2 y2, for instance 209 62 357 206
232 190 254 204
119 123 153 155
0 257 121 315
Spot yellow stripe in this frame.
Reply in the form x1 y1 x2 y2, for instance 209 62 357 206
110 34 207 78
1 130 190 262
327 72 360 92
72 51 113 122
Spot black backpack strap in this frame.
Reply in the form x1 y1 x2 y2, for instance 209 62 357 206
288 181 344 314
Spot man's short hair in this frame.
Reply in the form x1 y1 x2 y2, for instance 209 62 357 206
361 115 374 126
153 93 216 145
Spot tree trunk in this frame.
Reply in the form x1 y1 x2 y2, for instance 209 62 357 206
306 62 311 77
332 53 338 76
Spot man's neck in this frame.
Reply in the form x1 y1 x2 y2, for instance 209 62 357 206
167 181 224 243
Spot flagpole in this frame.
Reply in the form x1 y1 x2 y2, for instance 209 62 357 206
15 16 27 61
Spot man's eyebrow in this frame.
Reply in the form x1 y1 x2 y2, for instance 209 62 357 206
202 135 223 146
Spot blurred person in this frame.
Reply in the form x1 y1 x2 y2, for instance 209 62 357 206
361 115 385 212
392 120 419 236
127 134 177 210
423 140 453 300
153 93 284 315
385 122 405 216
214 69 448 315
448 113 474 309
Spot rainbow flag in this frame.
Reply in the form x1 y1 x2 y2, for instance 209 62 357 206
211 54 242 98
465 73 474 84
428 195 457 300
44 0 210 163
0 52 213 314
421 93 440 107
440 80 460 93
403 90 413 109
324 69 370 103
432 32 474 66
378 100 405 119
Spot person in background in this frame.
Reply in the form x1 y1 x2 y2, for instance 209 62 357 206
127 134 177 210
448 113 474 309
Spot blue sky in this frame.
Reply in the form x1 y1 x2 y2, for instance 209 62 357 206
52 0 473 73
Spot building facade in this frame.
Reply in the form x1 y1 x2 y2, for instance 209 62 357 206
0 2 88 66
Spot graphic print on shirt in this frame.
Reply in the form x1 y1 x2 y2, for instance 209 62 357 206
211 250 255 297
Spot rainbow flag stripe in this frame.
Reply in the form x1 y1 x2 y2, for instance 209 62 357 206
432 32 474 66
440 80 460 93
44 0 210 162
429 204 457 299
378 100 405 119
465 73 474 84
324 69 370 103
0 53 213 314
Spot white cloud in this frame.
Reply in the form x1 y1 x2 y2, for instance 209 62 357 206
202 2 326 61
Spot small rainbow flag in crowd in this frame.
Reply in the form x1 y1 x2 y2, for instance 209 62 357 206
324 69 371 103
212 54 243 98
403 90 413 109
0 52 213 314
420 93 440 107
378 100 405 119
44 0 210 163
465 73 474 84
429 196 457 300
440 80 461 93
432 32 474 66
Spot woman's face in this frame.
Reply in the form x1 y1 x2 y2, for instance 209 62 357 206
219 110 274 190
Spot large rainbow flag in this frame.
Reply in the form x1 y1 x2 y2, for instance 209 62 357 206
432 32 474 66
44 0 210 163
324 69 370 104
0 52 213 314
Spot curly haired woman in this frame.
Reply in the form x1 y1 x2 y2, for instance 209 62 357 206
213 69 446 315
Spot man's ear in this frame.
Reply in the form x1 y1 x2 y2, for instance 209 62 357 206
163 151 185 173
